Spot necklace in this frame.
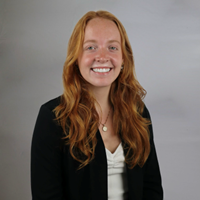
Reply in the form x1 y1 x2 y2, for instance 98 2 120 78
100 108 111 132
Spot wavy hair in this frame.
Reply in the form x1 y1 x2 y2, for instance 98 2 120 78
54 10 150 170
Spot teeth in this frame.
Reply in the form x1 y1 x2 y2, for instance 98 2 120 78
92 68 111 72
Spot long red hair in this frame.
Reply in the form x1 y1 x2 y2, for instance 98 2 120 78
54 10 150 169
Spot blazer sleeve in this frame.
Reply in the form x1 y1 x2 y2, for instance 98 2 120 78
142 106 164 200
31 105 65 200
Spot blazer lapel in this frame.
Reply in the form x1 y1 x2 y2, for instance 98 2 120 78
123 145 143 200
89 130 108 200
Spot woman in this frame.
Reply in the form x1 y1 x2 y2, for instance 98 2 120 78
31 10 163 200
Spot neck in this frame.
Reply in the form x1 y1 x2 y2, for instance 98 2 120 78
89 85 111 115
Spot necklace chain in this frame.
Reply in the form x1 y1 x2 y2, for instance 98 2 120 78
100 107 111 132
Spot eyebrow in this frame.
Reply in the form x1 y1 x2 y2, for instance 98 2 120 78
83 39 121 45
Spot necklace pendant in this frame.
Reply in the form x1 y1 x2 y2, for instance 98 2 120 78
102 125 107 132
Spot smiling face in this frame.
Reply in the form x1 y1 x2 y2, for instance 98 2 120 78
77 17 123 91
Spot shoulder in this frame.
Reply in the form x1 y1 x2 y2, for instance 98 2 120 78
142 104 151 121
142 104 154 141
35 96 61 125
41 96 61 112
32 96 64 149
34 96 62 137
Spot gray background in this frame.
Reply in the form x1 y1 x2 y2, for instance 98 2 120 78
0 0 200 199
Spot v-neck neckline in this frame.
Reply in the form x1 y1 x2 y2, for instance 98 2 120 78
105 142 122 155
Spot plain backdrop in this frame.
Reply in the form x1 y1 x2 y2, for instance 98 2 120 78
0 0 200 199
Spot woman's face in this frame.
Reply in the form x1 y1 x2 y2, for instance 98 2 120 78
78 17 123 91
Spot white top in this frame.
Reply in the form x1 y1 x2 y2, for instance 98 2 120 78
105 143 129 200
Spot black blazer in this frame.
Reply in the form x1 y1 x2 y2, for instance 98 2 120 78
31 97 163 200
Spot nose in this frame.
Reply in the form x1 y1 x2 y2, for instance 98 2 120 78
95 49 109 63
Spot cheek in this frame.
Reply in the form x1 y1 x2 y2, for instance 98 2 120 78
110 55 123 67
79 57 93 71
78 55 94 75
83 56 94 66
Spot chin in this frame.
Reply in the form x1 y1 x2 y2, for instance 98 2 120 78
89 82 112 89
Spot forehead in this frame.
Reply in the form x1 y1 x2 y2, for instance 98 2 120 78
84 18 121 42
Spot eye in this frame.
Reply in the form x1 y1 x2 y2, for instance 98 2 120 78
87 46 95 50
109 46 117 50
